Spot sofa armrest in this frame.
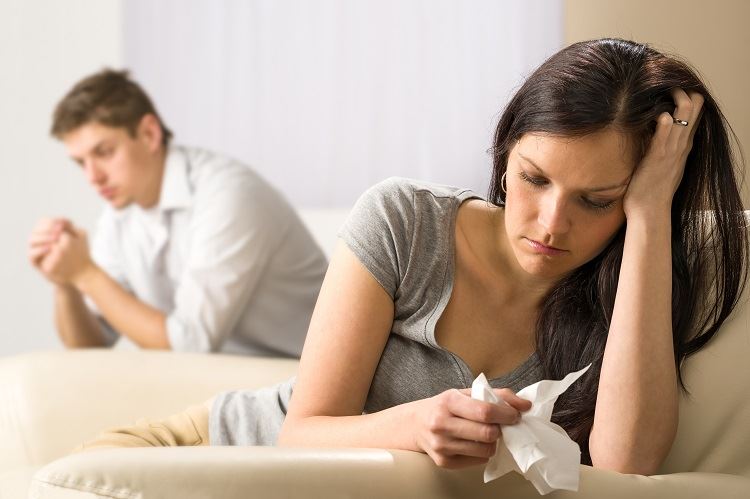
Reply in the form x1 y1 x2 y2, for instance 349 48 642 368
30 447 750 499
0 350 298 472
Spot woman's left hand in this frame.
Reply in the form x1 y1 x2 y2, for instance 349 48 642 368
623 88 704 220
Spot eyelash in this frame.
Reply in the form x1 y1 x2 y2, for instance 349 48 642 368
517 171 616 212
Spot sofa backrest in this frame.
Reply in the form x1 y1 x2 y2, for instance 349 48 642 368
658 217 750 476
297 208 351 258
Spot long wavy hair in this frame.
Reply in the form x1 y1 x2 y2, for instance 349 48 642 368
488 38 748 465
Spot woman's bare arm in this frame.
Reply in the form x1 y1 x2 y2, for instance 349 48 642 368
590 214 677 474
277 241 407 448
589 89 705 474
278 241 528 469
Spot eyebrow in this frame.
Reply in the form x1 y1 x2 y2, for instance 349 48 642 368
517 152 630 193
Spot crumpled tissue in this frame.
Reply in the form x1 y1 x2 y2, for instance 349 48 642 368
471 364 591 495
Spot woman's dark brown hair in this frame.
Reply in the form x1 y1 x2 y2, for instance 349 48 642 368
488 38 748 465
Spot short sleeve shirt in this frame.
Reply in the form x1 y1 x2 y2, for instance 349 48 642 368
210 177 543 446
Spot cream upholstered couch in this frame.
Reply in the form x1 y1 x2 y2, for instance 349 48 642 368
1 210 750 498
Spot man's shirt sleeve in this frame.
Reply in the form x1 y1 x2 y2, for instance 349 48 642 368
165 169 291 352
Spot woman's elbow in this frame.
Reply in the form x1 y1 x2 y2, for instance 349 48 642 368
276 417 300 446
589 448 666 476
588 419 677 475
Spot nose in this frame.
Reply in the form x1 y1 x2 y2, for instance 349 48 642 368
538 192 571 236
83 160 106 186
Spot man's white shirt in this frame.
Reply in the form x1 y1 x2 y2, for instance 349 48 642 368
89 146 327 356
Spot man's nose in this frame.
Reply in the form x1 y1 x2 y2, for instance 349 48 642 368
538 193 571 235
83 161 105 185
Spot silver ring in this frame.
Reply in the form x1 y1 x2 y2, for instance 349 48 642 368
673 118 689 127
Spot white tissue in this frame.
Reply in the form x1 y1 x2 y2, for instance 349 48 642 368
470 364 591 495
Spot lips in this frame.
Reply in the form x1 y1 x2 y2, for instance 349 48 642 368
99 187 116 199
524 238 567 256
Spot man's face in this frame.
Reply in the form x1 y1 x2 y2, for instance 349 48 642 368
62 120 158 209
502 129 634 281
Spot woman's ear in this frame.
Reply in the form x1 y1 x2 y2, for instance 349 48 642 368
137 113 164 153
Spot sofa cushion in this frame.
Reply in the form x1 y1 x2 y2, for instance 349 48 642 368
0 350 298 472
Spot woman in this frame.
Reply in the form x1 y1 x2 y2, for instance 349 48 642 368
80 38 748 475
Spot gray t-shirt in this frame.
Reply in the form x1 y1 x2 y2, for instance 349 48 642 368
210 177 543 446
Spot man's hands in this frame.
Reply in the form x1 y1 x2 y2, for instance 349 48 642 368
412 387 531 469
28 217 96 288
29 217 170 349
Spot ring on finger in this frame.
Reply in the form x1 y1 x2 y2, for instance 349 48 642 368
672 117 689 126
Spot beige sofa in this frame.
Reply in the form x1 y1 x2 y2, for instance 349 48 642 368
0 293 747 498
1 209 749 498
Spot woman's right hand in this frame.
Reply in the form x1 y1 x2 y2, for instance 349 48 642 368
412 387 532 469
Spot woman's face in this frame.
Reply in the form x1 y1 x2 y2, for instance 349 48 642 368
502 129 635 281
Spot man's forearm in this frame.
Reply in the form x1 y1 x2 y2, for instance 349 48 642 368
75 264 170 349
54 285 108 348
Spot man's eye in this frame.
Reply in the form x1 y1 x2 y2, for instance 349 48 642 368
519 171 547 187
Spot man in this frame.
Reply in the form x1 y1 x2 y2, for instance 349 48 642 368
28 69 327 356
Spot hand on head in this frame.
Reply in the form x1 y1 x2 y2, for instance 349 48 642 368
413 387 531 469
28 218 93 287
623 88 705 219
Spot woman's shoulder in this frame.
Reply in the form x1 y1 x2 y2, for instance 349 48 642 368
356 176 479 213
338 177 482 298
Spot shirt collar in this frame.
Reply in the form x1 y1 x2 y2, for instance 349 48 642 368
157 145 192 212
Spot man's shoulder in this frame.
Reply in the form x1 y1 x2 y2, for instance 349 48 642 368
176 144 227 164
176 145 248 173
173 145 294 217
175 145 267 190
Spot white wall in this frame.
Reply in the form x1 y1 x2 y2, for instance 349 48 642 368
123 0 563 208
0 0 122 356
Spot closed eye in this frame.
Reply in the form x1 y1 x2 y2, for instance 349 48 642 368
519 170 546 187
94 146 114 158
582 198 616 211
519 171 617 213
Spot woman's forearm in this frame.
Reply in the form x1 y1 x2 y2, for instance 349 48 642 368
589 213 679 474
278 400 421 451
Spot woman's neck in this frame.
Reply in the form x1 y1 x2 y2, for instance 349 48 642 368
457 200 557 308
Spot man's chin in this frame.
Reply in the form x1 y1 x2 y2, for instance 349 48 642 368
108 198 132 210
